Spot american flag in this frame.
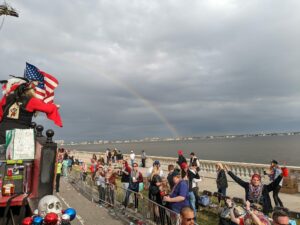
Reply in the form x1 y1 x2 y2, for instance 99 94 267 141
24 62 59 103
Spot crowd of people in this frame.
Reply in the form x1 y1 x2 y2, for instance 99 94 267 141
58 148 296 225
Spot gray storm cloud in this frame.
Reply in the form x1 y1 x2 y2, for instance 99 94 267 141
1 0 300 141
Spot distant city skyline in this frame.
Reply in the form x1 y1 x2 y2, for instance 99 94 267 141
2 1 300 142
58 131 300 145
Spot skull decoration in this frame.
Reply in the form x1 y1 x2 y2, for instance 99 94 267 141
38 195 62 217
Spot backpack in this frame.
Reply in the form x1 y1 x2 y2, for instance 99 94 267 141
198 195 210 207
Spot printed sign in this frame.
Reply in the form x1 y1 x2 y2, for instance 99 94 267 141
6 129 35 160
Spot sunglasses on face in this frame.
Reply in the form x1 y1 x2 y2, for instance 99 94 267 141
183 217 195 222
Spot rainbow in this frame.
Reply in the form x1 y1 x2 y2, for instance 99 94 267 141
103 74 179 138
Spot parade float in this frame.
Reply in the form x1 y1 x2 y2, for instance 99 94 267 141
0 125 77 225
0 68 73 224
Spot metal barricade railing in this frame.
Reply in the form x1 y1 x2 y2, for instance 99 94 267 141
67 170 181 225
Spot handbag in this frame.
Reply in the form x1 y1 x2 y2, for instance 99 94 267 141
198 195 210 207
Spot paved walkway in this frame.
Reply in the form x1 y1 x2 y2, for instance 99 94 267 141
55 178 124 225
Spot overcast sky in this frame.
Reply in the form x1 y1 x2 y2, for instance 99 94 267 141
1 0 300 142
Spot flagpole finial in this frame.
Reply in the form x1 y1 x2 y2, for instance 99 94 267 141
46 129 54 143
36 125 44 137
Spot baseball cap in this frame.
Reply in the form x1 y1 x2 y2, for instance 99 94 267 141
172 169 181 177
181 162 188 169
153 160 160 165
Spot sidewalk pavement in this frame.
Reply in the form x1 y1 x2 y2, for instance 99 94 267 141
55 177 124 225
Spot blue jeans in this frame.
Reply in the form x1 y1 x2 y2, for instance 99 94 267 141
130 159 134 167
189 191 196 219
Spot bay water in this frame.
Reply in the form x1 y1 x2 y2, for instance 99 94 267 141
65 135 300 166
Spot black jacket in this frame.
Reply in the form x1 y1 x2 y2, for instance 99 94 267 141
0 95 33 144
216 169 228 189
149 174 162 203
167 172 175 190
188 169 200 192
228 171 282 214
177 155 187 167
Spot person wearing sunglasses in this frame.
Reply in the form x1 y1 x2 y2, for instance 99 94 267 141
123 162 143 213
272 210 293 225
180 207 195 225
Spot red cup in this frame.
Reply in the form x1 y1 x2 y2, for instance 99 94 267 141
7 168 13 177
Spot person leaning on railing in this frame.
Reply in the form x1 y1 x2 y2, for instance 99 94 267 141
95 165 106 207
224 165 283 215
120 160 131 203
163 169 189 214
123 162 143 212
148 165 163 223
105 165 117 207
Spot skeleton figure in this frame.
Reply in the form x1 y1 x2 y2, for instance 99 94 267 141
38 195 62 218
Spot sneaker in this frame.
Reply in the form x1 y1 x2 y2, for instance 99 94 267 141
134 208 138 213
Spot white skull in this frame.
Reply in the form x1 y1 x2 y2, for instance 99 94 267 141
38 195 62 217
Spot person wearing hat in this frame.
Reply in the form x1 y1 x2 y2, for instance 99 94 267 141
224 165 283 214
163 169 189 214
148 164 163 223
177 150 187 169
182 162 201 218
265 160 284 208
147 160 164 178
189 152 200 171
